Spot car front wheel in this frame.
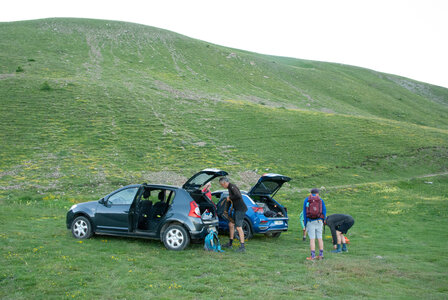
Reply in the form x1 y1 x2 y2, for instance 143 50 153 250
162 224 190 251
71 216 93 239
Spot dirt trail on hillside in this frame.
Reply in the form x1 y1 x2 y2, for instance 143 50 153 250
294 171 448 193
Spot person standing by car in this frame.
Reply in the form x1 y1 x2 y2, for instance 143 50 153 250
303 188 326 260
325 214 354 253
202 182 212 201
219 177 248 252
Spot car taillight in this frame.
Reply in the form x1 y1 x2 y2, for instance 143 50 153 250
252 206 264 213
188 201 201 218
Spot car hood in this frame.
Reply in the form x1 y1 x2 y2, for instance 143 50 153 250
70 200 98 211
182 168 228 191
248 173 291 197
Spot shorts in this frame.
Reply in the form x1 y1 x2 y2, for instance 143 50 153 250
233 210 246 227
337 219 354 234
306 220 323 239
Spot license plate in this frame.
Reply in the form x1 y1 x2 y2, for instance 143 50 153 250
274 221 283 225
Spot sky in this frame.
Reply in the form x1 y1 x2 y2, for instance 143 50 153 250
1 0 447 88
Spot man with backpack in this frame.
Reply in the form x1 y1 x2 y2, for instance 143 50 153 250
325 214 354 253
303 188 326 260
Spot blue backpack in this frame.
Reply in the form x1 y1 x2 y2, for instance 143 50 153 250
204 230 224 252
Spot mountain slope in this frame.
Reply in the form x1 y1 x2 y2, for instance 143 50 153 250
0 18 447 195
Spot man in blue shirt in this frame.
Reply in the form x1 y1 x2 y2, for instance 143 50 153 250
303 188 326 260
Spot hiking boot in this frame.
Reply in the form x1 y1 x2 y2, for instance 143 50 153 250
305 256 315 261
222 242 233 249
236 246 246 253
302 236 306 241
317 256 324 260
331 244 342 253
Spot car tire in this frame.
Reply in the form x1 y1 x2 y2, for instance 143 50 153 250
264 232 282 238
235 219 253 241
71 216 93 239
162 224 190 251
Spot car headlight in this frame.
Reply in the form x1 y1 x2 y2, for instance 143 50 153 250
70 204 77 210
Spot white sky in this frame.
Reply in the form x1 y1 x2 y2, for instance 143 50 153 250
1 0 448 88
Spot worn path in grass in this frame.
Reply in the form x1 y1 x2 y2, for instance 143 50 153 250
296 171 448 192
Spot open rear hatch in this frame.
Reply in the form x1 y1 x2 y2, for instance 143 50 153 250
184 169 228 222
248 173 291 218
183 168 228 192
248 173 291 197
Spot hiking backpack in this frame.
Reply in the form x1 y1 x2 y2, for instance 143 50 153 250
204 229 224 252
306 194 323 219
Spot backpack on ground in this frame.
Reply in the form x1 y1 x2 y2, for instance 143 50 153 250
306 194 323 219
204 229 224 252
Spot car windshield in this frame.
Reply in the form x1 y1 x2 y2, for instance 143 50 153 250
108 187 138 205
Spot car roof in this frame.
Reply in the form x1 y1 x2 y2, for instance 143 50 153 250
142 183 182 190
119 183 183 190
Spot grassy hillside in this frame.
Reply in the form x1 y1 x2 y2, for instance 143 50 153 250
0 18 447 299
1 18 447 194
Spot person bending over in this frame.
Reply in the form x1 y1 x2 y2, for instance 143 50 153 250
325 214 355 253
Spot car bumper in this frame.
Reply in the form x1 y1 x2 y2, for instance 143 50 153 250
66 210 75 229
254 218 288 234
189 218 219 239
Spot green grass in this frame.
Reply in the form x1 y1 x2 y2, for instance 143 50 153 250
0 18 448 298
1 175 447 299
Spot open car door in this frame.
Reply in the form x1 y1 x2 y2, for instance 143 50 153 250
128 185 145 232
247 173 291 197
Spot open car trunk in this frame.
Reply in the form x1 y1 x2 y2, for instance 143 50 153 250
252 195 286 218
182 168 228 192
189 190 217 217
248 173 290 218
183 169 228 220
248 173 291 198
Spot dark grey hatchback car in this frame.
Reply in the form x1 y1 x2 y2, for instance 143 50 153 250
66 169 227 250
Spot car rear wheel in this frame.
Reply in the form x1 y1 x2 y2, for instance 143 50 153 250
264 232 282 238
71 216 93 239
162 224 190 251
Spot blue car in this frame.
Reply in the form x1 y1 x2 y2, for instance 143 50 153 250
212 173 291 239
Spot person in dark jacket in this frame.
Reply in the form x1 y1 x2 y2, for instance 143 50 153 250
219 177 248 252
325 214 355 253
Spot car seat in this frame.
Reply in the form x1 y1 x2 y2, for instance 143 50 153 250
149 191 168 219
138 190 153 229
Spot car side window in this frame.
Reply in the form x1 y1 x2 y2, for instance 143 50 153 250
108 187 138 205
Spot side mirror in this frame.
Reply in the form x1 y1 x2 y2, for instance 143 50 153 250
99 198 105 205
